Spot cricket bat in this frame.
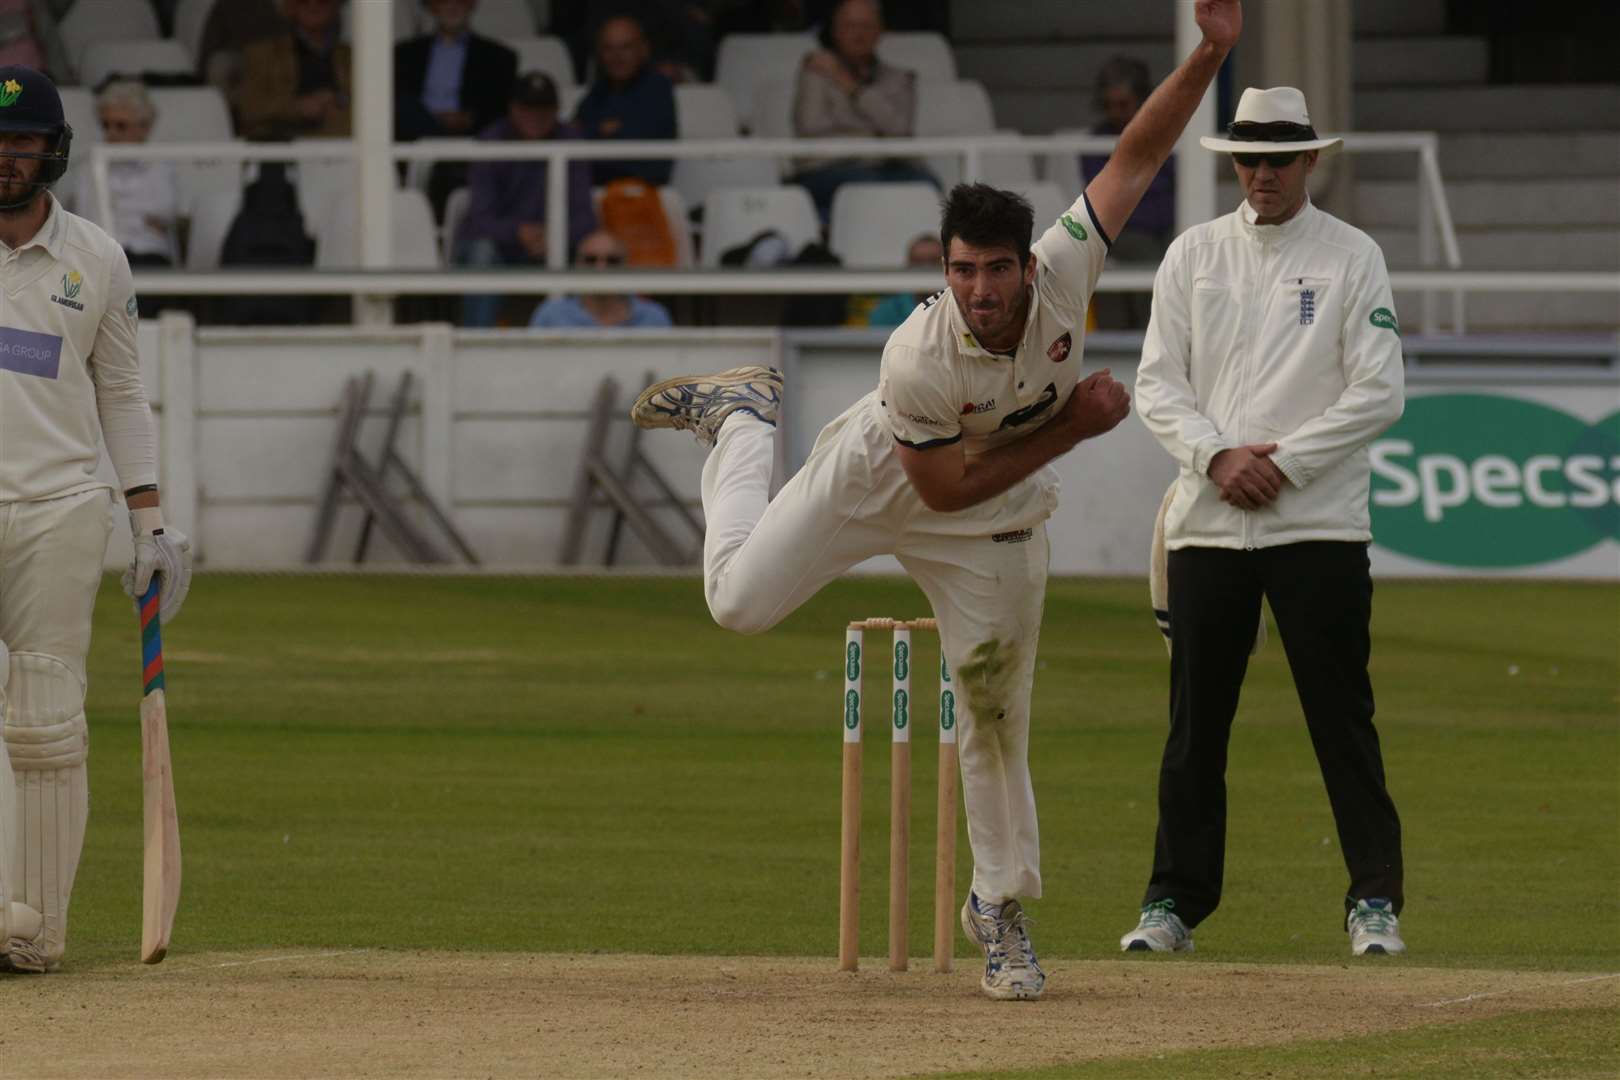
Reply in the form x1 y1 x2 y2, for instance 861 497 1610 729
139 577 181 964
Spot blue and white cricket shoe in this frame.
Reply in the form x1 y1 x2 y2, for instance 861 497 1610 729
629 365 783 447
960 891 1045 1001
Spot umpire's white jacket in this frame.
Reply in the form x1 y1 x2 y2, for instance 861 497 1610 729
1135 197 1405 551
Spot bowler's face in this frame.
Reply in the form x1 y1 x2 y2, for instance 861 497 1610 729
945 238 1034 347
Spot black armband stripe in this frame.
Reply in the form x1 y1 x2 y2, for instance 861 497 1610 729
894 433 963 451
1083 193 1113 251
124 483 159 497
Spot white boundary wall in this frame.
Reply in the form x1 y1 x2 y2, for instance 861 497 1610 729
105 316 1617 579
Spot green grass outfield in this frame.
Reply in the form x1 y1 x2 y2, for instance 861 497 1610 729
65 573 1619 1075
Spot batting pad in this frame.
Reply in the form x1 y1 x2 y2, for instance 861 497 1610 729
3 651 88 971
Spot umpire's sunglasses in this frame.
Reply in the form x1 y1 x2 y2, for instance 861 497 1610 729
1233 151 1302 169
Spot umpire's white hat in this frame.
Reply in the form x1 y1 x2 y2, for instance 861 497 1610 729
1200 87 1343 154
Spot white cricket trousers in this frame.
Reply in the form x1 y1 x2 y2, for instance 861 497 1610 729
703 396 1054 903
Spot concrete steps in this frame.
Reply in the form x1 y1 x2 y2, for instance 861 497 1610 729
1351 36 1488 85
1370 226 1620 271
1352 132 1620 180
1213 177 1620 230
1357 85 1620 132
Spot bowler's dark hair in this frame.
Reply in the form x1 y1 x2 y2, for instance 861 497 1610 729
940 183 1035 266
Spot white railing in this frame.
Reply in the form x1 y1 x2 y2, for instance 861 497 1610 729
83 131 1525 332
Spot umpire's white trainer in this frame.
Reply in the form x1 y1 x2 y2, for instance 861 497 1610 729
960 892 1045 1001
629 365 783 447
1120 898 1195 953
1347 898 1406 956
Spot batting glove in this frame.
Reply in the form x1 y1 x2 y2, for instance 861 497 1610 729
122 507 193 624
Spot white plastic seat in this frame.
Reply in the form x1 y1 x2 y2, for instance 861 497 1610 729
510 35 576 87
827 182 939 269
658 186 695 268
470 0 537 39
751 77 798 140
59 0 162 77
699 186 820 267
317 188 441 269
1005 182 1073 241
1041 128 1093 195
915 80 996 188
674 84 738 138
714 32 813 131
79 39 194 90
146 87 238 214
441 185 471 260
184 186 243 271
173 0 218 64
981 128 1036 184
670 156 780 221
878 32 956 81
291 139 356 232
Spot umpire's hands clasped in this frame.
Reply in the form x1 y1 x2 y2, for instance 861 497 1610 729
1209 443 1288 511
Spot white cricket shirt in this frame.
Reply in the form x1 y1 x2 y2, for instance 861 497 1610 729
0 195 156 502
876 192 1110 457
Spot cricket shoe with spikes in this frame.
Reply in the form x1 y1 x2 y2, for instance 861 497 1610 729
1347 897 1406 956
960 892 1045 1001
629 365 783 447
1120 898 1195 953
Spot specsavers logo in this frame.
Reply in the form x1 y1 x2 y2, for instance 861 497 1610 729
1370 394 1619 567
0 80 21 108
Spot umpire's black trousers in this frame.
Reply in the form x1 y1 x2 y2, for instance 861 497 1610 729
1142 541 1403 928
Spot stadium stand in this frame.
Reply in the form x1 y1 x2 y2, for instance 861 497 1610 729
713 31 814 132
914 79 996 188
317 188 441 269
876 31 956 82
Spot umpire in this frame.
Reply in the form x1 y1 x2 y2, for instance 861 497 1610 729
1122 87 1408 957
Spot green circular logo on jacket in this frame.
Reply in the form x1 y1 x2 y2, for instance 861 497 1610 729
1370 394 1620 567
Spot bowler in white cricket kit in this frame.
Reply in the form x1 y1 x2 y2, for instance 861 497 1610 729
0 66 192 975
634 2 1245 1000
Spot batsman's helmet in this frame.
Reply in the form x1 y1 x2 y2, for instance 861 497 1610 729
0 66 72 208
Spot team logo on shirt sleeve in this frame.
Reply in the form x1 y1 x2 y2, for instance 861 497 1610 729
1046 331 1072 363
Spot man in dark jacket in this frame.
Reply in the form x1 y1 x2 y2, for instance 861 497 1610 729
395 0 518 140
572 13 676 186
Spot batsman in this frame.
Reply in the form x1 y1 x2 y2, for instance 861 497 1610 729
634 3 1242 999
0 66 190 974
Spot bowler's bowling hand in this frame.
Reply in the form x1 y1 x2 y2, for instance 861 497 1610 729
1064 369 1132 442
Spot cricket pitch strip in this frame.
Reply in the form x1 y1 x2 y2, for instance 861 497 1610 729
5 951 1616 1078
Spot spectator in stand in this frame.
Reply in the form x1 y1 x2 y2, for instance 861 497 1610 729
0 0 67 82
455 72 597 327
1080 55 1175 329
73 79 179 316
197 0 285 97
861 233 941 327
789 0 932 219
395 0 518 140
395 0 519 214
529 229 674 328
234 0 351 141
572 13 677 187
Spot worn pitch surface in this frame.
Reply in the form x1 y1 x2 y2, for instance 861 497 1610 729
7 951 1617 1078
